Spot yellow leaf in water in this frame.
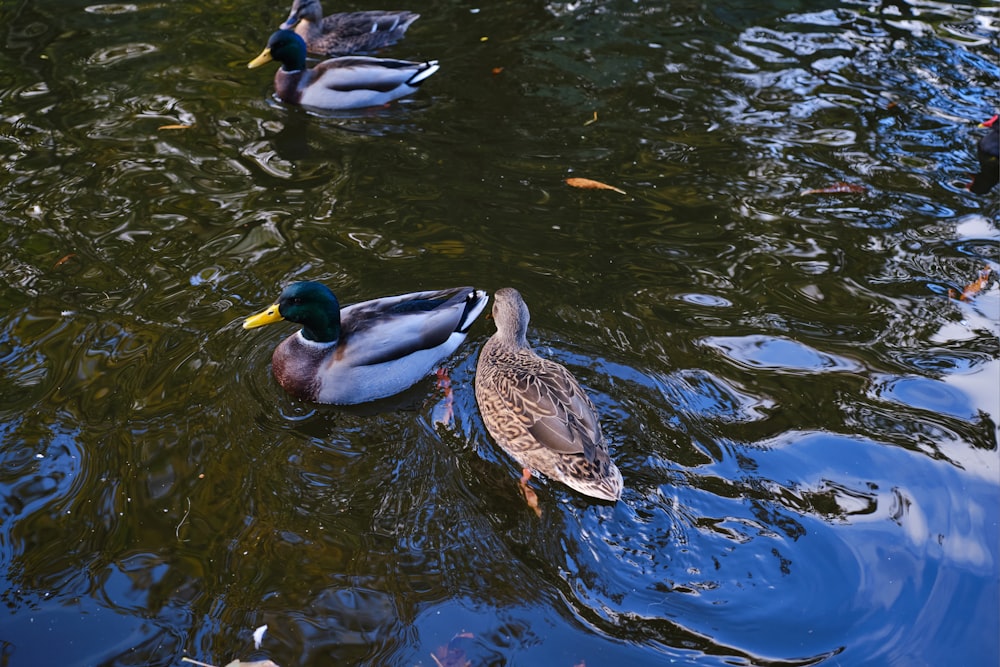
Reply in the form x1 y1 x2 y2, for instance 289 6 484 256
158 124 193 130
565 177 626 195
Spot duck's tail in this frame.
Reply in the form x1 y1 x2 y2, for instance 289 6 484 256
458 289 489 333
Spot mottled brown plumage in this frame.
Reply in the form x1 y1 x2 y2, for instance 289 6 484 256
280 0 419 57
475 288 623 501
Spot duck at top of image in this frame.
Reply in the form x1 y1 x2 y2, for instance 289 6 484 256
475 287 624 504
248 29 439 111
968 114 999 195
280 0 419 56
243 281 489 405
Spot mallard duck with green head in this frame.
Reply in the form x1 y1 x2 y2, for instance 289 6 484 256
280 0 419 57
475 288 623 502
244 281 488 404
248 30 439 110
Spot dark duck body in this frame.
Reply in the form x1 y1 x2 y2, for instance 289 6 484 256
969 114 999 195
280 0 418 57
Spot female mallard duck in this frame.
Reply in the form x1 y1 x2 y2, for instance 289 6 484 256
281 0 419 57
475 288 623 502
244 281 489 404
248 30 439 110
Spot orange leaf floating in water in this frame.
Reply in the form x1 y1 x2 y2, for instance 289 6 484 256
53 253 76 268
491 66 504 75
158 123 192 130
949 266 993 302
565 177 626 195
801 182 866 195
584 111 598 126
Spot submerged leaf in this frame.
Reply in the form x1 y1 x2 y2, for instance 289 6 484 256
801 182 865 195
431 631 475 667
565 177 626 195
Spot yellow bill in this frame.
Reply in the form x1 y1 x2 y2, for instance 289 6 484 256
248 49 273 69
243 304 284 329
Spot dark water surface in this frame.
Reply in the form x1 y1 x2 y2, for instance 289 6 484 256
1 0 998 665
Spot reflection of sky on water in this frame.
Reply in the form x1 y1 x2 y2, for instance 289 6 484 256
0 0 996 664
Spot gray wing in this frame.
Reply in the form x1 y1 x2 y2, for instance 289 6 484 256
309 56 429 92
337 288 478 367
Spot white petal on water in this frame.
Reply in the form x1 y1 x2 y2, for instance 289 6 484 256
253 624 268 649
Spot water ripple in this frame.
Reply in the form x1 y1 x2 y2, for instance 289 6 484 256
0 0 996 664
702 334 864 373
86 43 158 67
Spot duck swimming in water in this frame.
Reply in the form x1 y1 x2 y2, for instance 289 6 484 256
475 288 623 502
969 114 999 195
248 29 439 110
280 0 418 57
244 281 488 404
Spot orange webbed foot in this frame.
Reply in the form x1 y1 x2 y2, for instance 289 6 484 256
520 468 542 517
433 367 454 426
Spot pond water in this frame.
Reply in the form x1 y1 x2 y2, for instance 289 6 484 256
1 0 997 665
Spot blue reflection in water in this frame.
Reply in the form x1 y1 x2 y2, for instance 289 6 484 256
0 0 997 665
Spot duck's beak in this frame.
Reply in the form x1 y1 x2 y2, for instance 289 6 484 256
243 304 284 329
248 48 273 69
979 114 999 129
